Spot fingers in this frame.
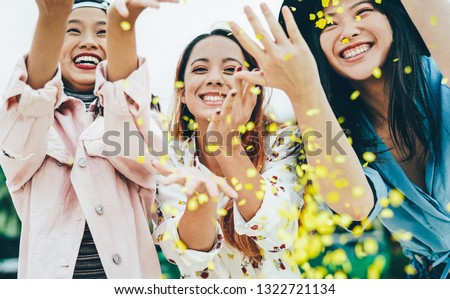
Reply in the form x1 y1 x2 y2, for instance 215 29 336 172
233 70 266 87
260 3 289 46
229 22 264 62
242 5 276 53
114 0 129 17
281 5 304 45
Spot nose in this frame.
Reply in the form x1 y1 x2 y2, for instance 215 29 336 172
79 32 98 49
206 69 225 87
339 19 361 41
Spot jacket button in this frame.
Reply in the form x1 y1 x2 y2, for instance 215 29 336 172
95 204 104 215
113 254 122 265
78 157 87 168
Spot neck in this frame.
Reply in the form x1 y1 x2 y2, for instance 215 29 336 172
352 77 390 127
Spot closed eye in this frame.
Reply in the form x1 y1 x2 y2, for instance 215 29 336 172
223 67 236 75
97 29 107 35
192 67 208 73
67 28 81 34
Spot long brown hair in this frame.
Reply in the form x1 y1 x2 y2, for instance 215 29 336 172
171 29 268 265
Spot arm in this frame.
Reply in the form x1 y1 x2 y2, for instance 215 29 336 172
27 0 73 89
230 4 374 220
401 0 450 79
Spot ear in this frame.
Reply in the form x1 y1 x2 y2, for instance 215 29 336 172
179 89 186 104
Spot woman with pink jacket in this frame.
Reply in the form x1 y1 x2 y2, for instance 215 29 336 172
0 0 176 278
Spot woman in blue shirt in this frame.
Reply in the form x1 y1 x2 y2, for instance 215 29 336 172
229 0 450 278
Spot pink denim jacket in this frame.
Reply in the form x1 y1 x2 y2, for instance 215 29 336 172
0 55 163 278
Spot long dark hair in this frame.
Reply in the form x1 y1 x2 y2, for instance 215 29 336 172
280 0 437 161
171 29 267 265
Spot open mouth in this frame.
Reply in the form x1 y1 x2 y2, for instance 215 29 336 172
73 53 102 70
340 43 373 60
200 92 226 104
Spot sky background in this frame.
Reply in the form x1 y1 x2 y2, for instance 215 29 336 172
0 0 295 121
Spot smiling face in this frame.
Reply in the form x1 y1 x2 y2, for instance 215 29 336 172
319 0 393 82
181 35 245 126
59 7 107 93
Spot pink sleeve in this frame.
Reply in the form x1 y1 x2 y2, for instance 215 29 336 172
93 57 164 189
0 55 63 192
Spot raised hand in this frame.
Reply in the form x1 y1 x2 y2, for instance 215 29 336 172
230 3 320 100
152 159 238 199
113 0 179 18
35 0 73 16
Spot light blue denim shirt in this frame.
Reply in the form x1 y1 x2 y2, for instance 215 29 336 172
362 56 450 277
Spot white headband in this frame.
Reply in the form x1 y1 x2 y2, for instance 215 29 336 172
72 1 110 11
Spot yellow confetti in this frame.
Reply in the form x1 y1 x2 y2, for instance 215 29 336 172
238 124 246 133
217 208 227 216
226 114 232 124
337 6 344 14
317 11 324 18
255 190 265 200
375 0 382 4
352 185 365 198
355 15 361 21
250 86 261 95
334 155 347 164
430 15 438 26
187 121 198 131
187 198 198 211
326 191 340 203
306 108 321 116
197 193 209 204
246 121 255 131
137 117 144 126
174 239 187 252
67 156 74 166
372 67 382 79
341 38 349 44
120 21 131 31
283 53 293 62
404 66 412 75
393 58 400 62
442 78 449 85
389 189 404 207
405 264 417 276
256 33 263 40
350 90 360 101
334 178 349 189
235 183 243 191
231 177 239 186
315 18 327 29
380 208 394 218
380 197 390 208
238 199 247 206
174 81 185 88
322 0 330 8
447 203 450 212
290 6 297 12
266 122 278 133
246 168 258 178
244 61 250 68
152 96 160 105
362 151 376 163
363 238 379 255
136 156 145 164
244 183 253 190
207 261 215 270
309 14 316 20
206 144 220 153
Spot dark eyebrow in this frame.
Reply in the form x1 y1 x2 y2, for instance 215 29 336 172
190 57 243 66
68 19 107 26
326 0 373 17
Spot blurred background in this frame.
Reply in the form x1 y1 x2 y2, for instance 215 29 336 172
0 0 409 278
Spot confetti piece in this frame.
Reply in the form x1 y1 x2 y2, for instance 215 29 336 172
266 123 278 133
326 191 340 203
244 61 250 68
235 183 243 191
238 124 247 134
187 198 198 211
372 67 382 79
238 199 247 206
306 108 321 116
256 33 263 40
405 264 417 276
152 96 160 105
283 53 293 62
352 185 365 198
404 66 412 75
187 121 198 131
315 18 327 29
174 239 187 252
430 15 438 26
393 58 399 62
334 155 347 164
137 117 144 127
244 183 253 190
350 90 360 101
246 168 258 178
362 151 376 163
389 189 404 207
447 203 450 212
246 121 255 131
337 6 344 14
363 238 379 255
375 0 382 4
136 156 145 164
120 21 131 31
206 144 220 153
380 208 394 218
255 190 265 200
334 178 349 189
309 14 316 20
174 81 185 88
355 15 361 21
217 208 227 216
250 86 261 95
321 0 330 8
231 177 239 186
341 38 349 44
197 193 209 204
226 114 232 124
442 78 448 85
207 261 215 270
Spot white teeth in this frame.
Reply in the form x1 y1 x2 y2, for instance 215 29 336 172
343 45 371 59
74 56 100 65
203 95 225 102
